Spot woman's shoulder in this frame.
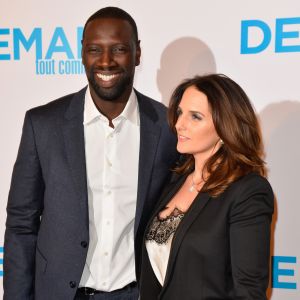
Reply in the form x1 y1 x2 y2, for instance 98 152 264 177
228 172 273 194
225 172 274 218
233 172 272 191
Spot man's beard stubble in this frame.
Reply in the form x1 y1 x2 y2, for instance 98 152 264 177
87 68 133 102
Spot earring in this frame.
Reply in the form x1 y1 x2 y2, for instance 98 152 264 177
220 139 224 145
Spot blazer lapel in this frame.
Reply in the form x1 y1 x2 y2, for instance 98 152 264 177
134 91 161 235
62 87 89 228
148 175 187 223
162 191 211 289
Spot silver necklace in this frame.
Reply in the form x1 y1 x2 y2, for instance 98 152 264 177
189 174 202 193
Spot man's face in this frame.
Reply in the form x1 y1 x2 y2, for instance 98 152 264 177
82 18 141 101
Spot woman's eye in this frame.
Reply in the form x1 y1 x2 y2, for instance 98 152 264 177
192 114 202 120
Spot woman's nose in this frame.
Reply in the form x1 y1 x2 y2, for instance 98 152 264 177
175 115 186 131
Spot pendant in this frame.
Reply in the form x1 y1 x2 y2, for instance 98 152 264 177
189 184 195 192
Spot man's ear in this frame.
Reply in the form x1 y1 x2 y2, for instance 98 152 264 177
81 39 84 64
135 40 141 66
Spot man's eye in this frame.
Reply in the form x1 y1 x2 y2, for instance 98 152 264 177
87 47 100 53
113 46 127 54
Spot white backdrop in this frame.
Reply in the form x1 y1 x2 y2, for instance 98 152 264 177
1 0 299 298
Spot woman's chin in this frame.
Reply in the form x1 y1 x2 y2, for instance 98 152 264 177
176 145 190 154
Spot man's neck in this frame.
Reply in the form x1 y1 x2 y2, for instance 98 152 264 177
90 87 132 126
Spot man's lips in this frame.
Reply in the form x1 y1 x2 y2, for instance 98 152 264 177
96 73 120 82
95 72 121 87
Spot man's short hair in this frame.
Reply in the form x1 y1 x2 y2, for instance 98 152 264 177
82 6 139 43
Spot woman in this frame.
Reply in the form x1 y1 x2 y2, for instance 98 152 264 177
139 74 274 300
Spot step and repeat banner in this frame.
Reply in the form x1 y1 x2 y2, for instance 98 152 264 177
1 0 299 298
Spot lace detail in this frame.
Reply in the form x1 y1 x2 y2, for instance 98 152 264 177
146 208 185 244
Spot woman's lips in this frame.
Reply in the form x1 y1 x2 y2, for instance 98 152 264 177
177 134 190 142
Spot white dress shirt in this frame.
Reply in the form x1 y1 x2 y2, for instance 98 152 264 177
79 87 140 291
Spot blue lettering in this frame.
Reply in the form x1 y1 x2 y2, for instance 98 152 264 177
77 27 83 59
272 256 297 289
0 246 3 277
58 60 64 74
241 20 271 54
1 26 85 74
35 59 55 75
13 28 42 60
58 59 84 74
0 28 10 60
276 17 300 52
45 27 74 59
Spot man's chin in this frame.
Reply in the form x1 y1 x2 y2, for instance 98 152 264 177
94 87 124 102
88 76 132 102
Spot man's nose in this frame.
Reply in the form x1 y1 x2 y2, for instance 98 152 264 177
98 50 114 67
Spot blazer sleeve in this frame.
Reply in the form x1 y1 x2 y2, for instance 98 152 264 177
229 175 274 300
4 111 44 300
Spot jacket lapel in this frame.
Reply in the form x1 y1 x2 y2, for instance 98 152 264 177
162 191 211 289
62 87 89 228
134 91 161 235
148 175 187 223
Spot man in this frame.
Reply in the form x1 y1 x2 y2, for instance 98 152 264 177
4 7 178 300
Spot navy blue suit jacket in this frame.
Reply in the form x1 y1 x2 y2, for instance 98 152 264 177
4 87 179 300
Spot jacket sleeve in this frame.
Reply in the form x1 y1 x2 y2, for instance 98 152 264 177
4 111 44 300
229 175 274 300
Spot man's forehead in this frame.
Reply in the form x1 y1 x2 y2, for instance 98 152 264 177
86 18 132 32
83 18 136 44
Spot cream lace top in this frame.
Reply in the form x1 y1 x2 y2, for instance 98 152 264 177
145 208 184 285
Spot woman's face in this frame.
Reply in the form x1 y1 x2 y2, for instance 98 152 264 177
175 86 221 161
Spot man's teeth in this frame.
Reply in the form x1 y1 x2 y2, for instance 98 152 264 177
96 74 117 81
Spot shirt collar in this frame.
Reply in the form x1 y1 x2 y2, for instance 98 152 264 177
83 86 139 126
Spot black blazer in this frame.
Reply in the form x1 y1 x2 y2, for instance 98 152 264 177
3 87 179 300
139 172 274 300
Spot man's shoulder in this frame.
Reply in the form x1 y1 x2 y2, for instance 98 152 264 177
27 86 86 118
135 89 167 117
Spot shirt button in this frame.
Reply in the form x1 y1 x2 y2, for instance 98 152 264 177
69 281 76 288
81 241 88 248
104 252 108 256
106 221 110 225
103 282 106 286
107 191 111 195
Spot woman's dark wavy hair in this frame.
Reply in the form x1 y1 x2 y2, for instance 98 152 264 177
168 73 266 197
